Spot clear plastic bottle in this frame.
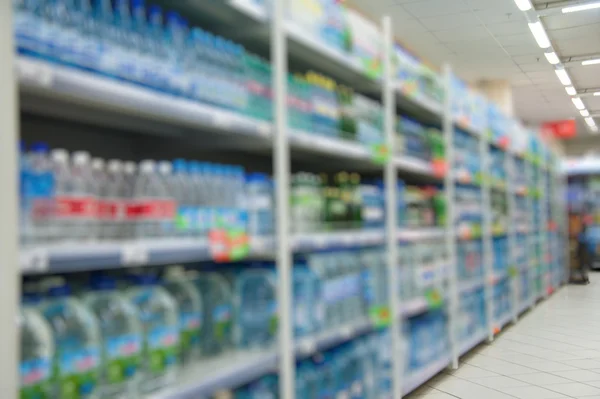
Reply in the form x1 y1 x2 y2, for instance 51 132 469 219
157 160 176 237
122 161 137 240
70 151 97 242
234 266 277 349
191 272 233 356
246 173 273 237
133 160 166 238
82 273 143 398
125 272 179 394
171 159 192 237
101 160 124 240
162 266 202 365
19 300 54 399
39 277 102 399
91 158 106 240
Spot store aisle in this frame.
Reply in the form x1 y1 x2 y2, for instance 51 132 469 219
408 276 600 399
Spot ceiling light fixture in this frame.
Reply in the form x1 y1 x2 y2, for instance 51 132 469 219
582 58 600 66
566 86 577 95
581 110 590 117
562 2 600 13
585 117 597 127
528 21 551 48
555 68 572 86
514 0 533 11
572 97 585 110
594 92 600 96
592 126 599 133
545 52 560 65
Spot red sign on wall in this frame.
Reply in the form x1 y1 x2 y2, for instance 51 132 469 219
542 119 577 139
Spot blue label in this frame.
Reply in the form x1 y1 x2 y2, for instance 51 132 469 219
213 304 232 323
180 312 202 333
148 327 179 350
106 334 142 360
20 357 51 386
59 347 100 375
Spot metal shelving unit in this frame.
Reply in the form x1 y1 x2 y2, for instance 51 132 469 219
5 1 569 399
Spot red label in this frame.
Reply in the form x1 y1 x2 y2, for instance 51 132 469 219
541 120 576 140
126 199 176 221
54 196 97 219
498 136 509 149
97 199 124 221
31 198 55 220
431 159 447 178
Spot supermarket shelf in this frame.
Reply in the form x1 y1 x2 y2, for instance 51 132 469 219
393 156 442 179
454 119 483 137
459 329 487 357
20 238 211 275
403 356 452 396
400 297 435 318
490 270 510 285
518 299 532 315
459 277 486 294
292 229 385 252
228 0 268 21
295 319 373 357
394 83 443 125
397 227 446 242
147 350 277 399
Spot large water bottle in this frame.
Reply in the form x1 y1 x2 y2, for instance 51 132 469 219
125 272 179 394
82 273 143 398
39 277 102 399
147 5 170 92
234 266 277 349
162 266 202 365
19 302 54 399
171 159 192 237
157 161 176 237
191 272 233 356
165 11 188 96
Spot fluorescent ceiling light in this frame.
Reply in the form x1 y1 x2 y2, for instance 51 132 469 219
572 97 585 110
581 109 590 117
594 92 600 96
514 0 533 11
566 86 577 95
545 52 560 65
528 21 551 49
563 2 600 13
592 126 599 133
582 58 600 66
585 117 596 127
555 68 572 86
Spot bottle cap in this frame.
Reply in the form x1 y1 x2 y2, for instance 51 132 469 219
73 151 91 166
31 142 49 153
107 159 122 173
158 160 172 175
51 149 69 164
124 161 137 174
42 277 71 297
90 273 117 291
139 160 156 174
92 157 105 171
173 159 187 173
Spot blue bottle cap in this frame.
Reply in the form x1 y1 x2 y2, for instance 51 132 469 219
173 158 187 173
166 11 180 26
188 161 200 174
90 273 117 291
247 172 266 183
47 283 71 297
31 142 49 153
132 0 145 9
128 274 158 286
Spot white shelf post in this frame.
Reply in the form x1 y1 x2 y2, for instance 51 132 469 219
507 152 519 324
271 0 294 397
442 64 459 370
0 2 19 398
382 16 403 399
480 118 494 342
527 155 536 310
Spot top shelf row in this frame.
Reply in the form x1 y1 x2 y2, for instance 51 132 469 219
14 0 555 168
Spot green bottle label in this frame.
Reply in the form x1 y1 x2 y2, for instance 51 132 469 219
54 347 100 399
104 334 141 384
20 357 52 399
145 327 179 374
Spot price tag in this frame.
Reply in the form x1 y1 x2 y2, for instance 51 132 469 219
121 244 149 266
21 248 49 273
18 60 54 88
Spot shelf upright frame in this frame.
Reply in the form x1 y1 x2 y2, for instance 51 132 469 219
0 4 19 399
507 148 519 324
382 16 403 399
442 64 459 370
527 150 536 311
540 156 549 298
271 0 294 397
480 118 494 343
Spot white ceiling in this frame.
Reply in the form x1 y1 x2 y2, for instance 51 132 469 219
349 0 600 137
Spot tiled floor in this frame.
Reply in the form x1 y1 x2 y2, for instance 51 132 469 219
407 275 600 399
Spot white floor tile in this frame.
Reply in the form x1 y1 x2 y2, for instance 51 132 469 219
526 361 578 372
545 382 600 397
449 364 499 379
468 375 529 389
498 385 569 399
551 369 600 382
564 359 600 369
511 372 573 385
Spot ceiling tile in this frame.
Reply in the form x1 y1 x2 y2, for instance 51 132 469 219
474 8 526 24
570 68 600 88
554 37 600 57
526 70 556 80
393 18 429 36
548 23 600 41
402 0 470 18
420 12 481 31
486 20 530 37
464 0 520 12
519 62 553 72
496 33 537 47
504 44 542 56
512 54 544 64
433 26 491 42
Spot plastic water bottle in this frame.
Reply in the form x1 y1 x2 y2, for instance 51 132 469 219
157 160 176 237
133 160 164 238
19 303 54 399
234 266 277 349
246 173 273 237
125 272 179 394
100 159 124 240
162 266 202 364
122 161 137 239
51 148 70 242
171 159 192 236
192 272 233 356
91 158 106 240
39 277 101 399
82 273 143 398
70 151 97 241
22 142 54 245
